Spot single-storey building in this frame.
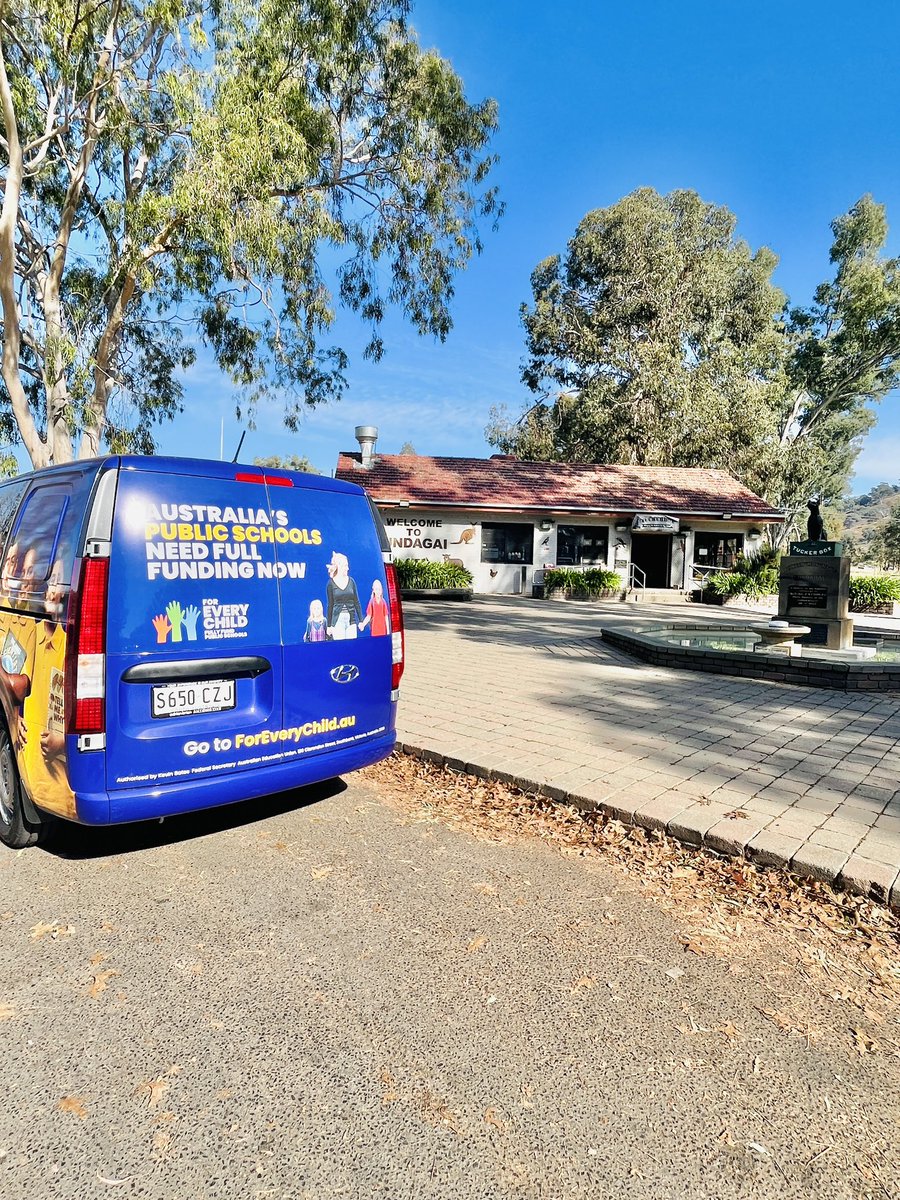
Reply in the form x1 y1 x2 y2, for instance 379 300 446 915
335 426 783 597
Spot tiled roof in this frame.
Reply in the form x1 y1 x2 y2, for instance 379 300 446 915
335 453 783 519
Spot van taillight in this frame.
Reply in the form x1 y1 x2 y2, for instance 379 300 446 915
234 472 293 486
384 563 405 689
65 556 109 735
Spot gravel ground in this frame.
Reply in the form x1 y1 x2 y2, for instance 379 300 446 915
0 765 897 1200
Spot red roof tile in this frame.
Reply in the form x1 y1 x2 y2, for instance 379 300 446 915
335 453 782 520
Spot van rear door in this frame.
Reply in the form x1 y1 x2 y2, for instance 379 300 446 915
267 472 395 760
104 460 285 796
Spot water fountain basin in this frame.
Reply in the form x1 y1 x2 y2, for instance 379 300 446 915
600 623 900 691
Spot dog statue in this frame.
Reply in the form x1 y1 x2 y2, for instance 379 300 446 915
806 498 827 542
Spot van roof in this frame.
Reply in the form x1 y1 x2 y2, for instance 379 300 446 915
10 455 365 497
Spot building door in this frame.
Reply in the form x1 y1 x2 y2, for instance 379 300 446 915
630 533 672 588
480 523 533 594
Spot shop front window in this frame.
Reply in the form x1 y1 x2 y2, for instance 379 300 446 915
481 523 534 564
693 531 744 570
556 525 609 566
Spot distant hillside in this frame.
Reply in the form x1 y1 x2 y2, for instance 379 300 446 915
839 482 900 561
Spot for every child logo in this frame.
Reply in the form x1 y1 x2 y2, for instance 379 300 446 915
151 598 250 643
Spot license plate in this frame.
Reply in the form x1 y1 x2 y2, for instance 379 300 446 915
151 679 236 719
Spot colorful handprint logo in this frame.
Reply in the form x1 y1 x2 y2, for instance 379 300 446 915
151 600 201 644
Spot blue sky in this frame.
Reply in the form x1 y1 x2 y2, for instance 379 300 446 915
159 0 900 492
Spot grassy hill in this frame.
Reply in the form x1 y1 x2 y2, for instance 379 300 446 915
838 482 900 563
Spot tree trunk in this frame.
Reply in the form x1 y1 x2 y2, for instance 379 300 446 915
0 43 47 468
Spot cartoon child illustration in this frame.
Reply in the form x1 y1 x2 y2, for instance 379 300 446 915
326 551 362 640
0 540 20 606
0 540 38 740
358 579 390 637
303 598 328 643
17 544 40 609
17 552 74 818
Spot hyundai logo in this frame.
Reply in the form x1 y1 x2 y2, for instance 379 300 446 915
330 664 360 684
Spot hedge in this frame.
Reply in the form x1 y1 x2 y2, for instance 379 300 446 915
393 558 473 589
848 575 900 611
543 567 622 595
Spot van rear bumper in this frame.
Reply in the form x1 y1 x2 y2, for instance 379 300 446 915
69 731 396 826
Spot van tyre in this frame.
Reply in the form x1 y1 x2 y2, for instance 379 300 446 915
0 723 39 849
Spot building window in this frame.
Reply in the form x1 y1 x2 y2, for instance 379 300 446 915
556 525 609 566
693 531 744 570
481 523 533 564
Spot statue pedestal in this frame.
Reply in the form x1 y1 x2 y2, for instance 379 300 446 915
778 542 853 651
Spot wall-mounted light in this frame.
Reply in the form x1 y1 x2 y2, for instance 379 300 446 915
747 527 762 538
539 518 553 531
721 512 733 520
614 522 629 532
398 500 410 508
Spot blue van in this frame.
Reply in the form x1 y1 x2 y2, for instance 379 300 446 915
0 456 404 848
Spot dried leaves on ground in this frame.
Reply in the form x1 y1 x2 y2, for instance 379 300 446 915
364 753 900 1047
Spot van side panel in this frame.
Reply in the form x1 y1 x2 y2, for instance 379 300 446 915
0 467 101 820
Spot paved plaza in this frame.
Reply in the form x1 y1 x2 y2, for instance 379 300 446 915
396 597 900 908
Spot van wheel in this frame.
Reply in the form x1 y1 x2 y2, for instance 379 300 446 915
0 724 39 849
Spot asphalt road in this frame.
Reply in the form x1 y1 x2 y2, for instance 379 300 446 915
0 768 897 1200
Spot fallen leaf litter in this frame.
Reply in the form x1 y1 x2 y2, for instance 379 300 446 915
365 752 900 1052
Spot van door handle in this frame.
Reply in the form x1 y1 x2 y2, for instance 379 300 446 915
122 655 271 683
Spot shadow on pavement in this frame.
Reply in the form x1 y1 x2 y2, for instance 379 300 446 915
402 594 752 648
41 776 348 860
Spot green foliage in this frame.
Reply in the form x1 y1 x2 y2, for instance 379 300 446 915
771 195 900 539
488 188 785 477
253 454 319 474
488 189 900 543
705 550 780 601
848 575 900 611
0 1 501 466
394 558 473 588
543 567 622 595
865 498 900 569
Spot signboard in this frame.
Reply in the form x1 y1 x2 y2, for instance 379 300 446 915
788 540 842 558
632 513 679 534
787 584 829 610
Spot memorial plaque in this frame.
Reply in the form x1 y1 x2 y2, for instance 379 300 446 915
788 540 843 557
778 543 853 650
787 583 828 609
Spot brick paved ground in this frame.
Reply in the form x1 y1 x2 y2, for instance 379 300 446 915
396 597 900 908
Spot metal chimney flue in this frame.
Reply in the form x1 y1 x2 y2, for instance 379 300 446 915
355 424 378 469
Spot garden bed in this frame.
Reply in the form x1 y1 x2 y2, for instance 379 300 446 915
400 587 472 601
542 567 623 602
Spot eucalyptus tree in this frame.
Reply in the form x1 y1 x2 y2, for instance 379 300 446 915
487 188 786 479
774 195 900 521
0 0 500 466
490 189 900 536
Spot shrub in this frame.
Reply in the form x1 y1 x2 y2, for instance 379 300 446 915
849 575 900 612
544 566 622 595
393 558 473 589
704 550 779 601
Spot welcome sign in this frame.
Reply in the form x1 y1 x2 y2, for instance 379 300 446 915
631 513 680 533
